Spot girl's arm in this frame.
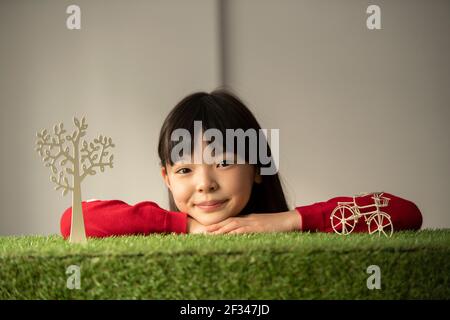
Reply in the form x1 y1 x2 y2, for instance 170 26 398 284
60 200 188 239
295 192 422 233
206 192 423 234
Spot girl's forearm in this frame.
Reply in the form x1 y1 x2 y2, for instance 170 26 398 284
294 192 422 232
60 200 188 238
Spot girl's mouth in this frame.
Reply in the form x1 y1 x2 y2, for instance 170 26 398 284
195 199 228 212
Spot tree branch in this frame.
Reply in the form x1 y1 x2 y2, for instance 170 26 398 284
80 134 115 182
51 169 73 196
36 124 74 176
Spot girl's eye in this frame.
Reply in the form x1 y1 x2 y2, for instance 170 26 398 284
175 168 191 174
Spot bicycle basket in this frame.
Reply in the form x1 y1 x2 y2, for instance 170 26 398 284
374 196 390 207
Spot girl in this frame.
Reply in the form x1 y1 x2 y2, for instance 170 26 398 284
60 90 422 238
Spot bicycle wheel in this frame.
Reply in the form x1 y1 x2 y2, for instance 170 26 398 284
368 212 393 237
330 205 356 235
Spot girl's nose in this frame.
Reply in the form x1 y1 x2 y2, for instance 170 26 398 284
196 170 218 193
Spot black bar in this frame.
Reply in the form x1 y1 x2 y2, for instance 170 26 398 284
0 300 448 318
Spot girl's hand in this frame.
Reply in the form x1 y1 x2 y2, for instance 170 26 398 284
205 210 302 235
187 217 210 234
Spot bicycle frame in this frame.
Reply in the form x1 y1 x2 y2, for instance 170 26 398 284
336 193 388 222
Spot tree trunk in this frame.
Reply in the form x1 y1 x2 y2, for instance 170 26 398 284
69 142 87 244
70 180 86 244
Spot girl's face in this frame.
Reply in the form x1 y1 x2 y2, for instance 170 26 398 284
161 151 261 225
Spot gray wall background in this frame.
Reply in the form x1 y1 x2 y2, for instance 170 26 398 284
1 0 449 236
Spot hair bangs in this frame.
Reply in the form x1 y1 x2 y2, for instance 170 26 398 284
158 92 264 166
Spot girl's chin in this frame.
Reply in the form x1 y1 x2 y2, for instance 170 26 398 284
194 211 235 226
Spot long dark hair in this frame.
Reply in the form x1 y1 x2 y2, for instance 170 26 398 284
158 89 289 215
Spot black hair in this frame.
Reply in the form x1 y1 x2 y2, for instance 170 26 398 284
158 89 289 215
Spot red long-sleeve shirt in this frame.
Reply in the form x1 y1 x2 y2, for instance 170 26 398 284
60 192 422 239
295 192 422 233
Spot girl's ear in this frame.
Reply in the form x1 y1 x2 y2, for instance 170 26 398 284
161 166 172 190
254 167 263 184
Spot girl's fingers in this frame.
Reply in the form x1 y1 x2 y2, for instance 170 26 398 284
206 218 236 232
228 227 251 235
211 221 243 235
205 224 222 232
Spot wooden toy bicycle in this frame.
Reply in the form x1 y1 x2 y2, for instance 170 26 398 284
330 192 394 237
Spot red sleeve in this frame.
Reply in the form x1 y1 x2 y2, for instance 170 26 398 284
60 200 188 239
295 192 423 233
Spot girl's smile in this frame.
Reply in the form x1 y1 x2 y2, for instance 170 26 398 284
195 199 229 212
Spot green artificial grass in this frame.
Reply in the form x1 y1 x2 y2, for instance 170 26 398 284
0 230 449 299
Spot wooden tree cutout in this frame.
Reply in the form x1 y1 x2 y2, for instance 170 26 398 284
35 116 115 244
